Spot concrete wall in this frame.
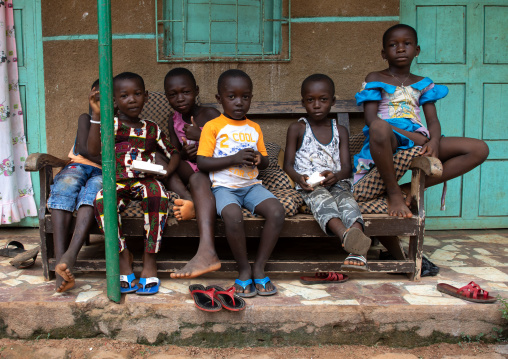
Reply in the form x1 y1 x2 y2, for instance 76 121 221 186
42 0 398 158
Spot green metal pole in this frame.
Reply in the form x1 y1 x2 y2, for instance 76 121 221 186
97 0 120 303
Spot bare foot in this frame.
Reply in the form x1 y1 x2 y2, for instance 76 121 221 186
119 249 134 290
344 256 366 267
252 268 276 293
173 199 196 221
399 183 412 207
232 269 254 295
55 263 75 293
170 251 221 279
386 191 413 218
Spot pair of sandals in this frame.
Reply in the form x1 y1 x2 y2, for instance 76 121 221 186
120 273 160 295
341 227 371 272
234 277 278 297
189 284 246 312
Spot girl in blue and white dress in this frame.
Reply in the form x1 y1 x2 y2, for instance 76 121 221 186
354 24 489 218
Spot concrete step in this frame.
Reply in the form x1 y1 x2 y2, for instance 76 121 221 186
0 229 507 346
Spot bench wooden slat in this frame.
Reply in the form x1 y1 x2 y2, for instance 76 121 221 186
49 259 415 274
44 214 421 238
202 100 363 115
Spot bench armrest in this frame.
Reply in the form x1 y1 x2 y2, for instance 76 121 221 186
410 156 443 177
24 153 67 172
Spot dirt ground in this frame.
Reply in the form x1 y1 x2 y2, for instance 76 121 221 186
0 339 506 359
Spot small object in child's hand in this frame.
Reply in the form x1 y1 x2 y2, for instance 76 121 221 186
185 124 196 145
130 160 167 175
306 172 325 187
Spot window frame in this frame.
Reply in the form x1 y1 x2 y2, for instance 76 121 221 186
156 0 290 62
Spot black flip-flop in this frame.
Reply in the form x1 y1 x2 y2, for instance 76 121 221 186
189 284 222 312
0 241 26 258
206 285 246 311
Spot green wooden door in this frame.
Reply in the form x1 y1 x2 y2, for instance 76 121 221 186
9 0 46 227
401 0 508 229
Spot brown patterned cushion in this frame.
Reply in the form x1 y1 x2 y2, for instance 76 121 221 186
299 204 312 215
272 188 303 217
258 142 293 191
139 92 173 136
353 146 422 214
120 190 180 218
256 142 303 217
241 188 303 218
349 132 367 166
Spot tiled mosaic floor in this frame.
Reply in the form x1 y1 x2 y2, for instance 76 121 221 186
0 228 507 306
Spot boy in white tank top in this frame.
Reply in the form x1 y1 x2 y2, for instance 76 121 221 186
284 74 371 273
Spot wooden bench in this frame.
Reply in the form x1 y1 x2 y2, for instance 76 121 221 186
25 93 442 282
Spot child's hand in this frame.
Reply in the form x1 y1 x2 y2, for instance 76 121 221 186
297 175 313 191
183 117 201 141
420 138 440 158
233 148 256 166
320 170 339 187
89 87 101 116
253 151 262 166
181 138 198 161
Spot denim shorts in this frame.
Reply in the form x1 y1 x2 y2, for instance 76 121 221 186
47 163 102 212
212 183 276 216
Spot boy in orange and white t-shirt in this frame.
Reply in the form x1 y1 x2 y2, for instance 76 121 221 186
197 69 285 298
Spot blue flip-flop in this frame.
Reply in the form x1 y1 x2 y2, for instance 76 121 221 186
136 277 160 295
120 273 139 294
234 278 257 298
254 276 278 296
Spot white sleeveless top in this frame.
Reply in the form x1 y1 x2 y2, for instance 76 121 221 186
293 117 341 189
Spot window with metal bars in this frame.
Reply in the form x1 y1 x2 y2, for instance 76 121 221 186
156 0 290 62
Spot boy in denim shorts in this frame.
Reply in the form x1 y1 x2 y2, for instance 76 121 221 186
47 79 102 292
197 69 285 297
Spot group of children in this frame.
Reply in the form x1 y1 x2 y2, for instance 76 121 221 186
48 24 488 297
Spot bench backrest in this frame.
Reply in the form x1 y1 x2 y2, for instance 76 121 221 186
140 91 365 155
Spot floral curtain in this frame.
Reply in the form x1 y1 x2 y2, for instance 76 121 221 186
0 0 36 224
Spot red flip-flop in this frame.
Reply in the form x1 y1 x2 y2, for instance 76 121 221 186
437 281 497 303
300 272 349 285
206 285 246 311
189 284 222 312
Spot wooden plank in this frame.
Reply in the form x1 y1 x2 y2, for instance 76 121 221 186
25 153 67 172
44 214 421 238
202 100 362 115
49 259 414 274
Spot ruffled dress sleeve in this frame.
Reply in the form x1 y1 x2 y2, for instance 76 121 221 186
355 81 397 106
355 82 380 105
419 79 449 105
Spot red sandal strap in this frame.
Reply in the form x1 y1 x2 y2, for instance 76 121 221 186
215 287 236 306
325 272 344 281
192 288 217 306
458 281 489 299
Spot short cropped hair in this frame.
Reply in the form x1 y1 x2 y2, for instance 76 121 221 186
301 74 335 97
91 78 100 90
382 24 418 47
164 67 197 90
217 69 253 94
113 72 145 91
